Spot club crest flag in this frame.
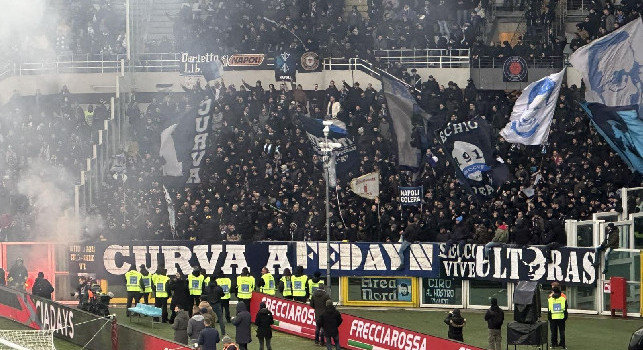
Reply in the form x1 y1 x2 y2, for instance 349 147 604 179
500 69 565 145
350 172 379 199
569 18 642 112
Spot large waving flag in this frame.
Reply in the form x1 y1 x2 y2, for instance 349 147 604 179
500 69 565 145
570 18 642 173
301 117 359 180
350 171 379 199
381 76 424 169
569 18 642 110
581 103 643 173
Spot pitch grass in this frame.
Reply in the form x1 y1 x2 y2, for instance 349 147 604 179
2 306 641 349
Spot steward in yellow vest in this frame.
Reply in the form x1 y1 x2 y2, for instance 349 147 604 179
291 266 309 303
279 268 294 300
214 270 232 322
547 286 568 348
259 267 276 295
307 271 325 298
125 266 142 316
151 268 170 323
188 266 205 308
236 267 254 311
139 264 152 304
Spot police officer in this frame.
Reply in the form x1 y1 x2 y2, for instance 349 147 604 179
236 267 254 311
548 285 568 349
279 268 294 300
187 265 205 308
307 271 325 299
139 264 152 304
291 266 309 303
215 269 232 323
258 267 276 296
151 267 170 323
125 265 143 316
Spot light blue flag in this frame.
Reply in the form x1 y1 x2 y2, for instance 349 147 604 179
500 69 565 145
569 18 642 114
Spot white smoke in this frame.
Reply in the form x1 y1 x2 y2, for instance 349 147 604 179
0 0 55 59
16 159 102 242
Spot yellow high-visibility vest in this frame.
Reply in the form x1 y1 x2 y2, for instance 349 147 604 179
291 275 308 297
216 278 232 299
125 270 142 292
548 296 566 319
280 276 293 297
237 276 254 299
151 274 170 298
188 274 205 296
141 274 152 293
260 273 276 295
308 280 324 295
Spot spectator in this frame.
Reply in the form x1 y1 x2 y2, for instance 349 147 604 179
319 299 343 350
188 307 207 345
484 297 504 350
593 223 620 274
444 308 466 342
197 315 220 350
231 301 252 350
310 284 331 346
255 302 274 350
172 305 189 345
32 272 54 300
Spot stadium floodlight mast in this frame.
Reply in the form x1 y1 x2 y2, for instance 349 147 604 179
319 120 341 296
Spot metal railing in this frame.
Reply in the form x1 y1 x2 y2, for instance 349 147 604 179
471 56 565 68
372 49 470 68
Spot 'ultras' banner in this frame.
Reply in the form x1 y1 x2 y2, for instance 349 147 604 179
250 293 485 350
438 244 597 286
0 286 191 350
70 242 438 282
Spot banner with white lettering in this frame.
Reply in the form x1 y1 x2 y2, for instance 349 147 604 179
180 52 266 75
250 293 485 350
302 118 359 180
400 186 422 206
438 244 597 286
70 241 439 282
297 242 439 277
159 95 214 185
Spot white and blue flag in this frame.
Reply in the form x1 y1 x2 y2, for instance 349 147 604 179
569 18 642 112
500 69 565 145
570 18 642 173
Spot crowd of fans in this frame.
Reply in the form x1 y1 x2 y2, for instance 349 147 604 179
92 72 642 246
570 0 641 52
0 88 105 240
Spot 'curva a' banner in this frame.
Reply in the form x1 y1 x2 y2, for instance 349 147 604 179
70 242 439 282
438 244 597 286
249 292 485 350
0 286 191 350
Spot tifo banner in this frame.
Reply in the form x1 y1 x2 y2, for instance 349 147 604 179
297 242 439 277
250 293 485 350
350 171 379 199
180 52 266 75
422 278 458 305
0 286 191 350
159 94 215 185
438 244 597 286
438 118 497 198
302 118 359 180
343 277 417 306
400 186 422 206
70 242 439 282
71 242 297 283
503 56 528 82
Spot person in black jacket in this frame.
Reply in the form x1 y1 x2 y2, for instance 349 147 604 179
170 273 192 322
484 297 504 350
254 302 274 350
231 302 251 350
32 272 54 300
204 276 226 336
444 308 466 342
319 300 342 350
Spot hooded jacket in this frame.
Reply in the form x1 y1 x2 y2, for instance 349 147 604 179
444 309 466 341
484 299 504 329
172 310 189 344
255 302 274 338
188 313 206 341
319 302 342 337
231 301 252 344
310 288 331 321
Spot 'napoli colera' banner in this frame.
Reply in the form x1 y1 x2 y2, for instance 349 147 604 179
438 244 597 286
249 293 485 350
297 242 439 277
400 186 422 206
71 242 439 282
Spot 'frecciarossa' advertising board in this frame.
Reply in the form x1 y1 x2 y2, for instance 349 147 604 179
0 286 191 350
249 292 484 350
